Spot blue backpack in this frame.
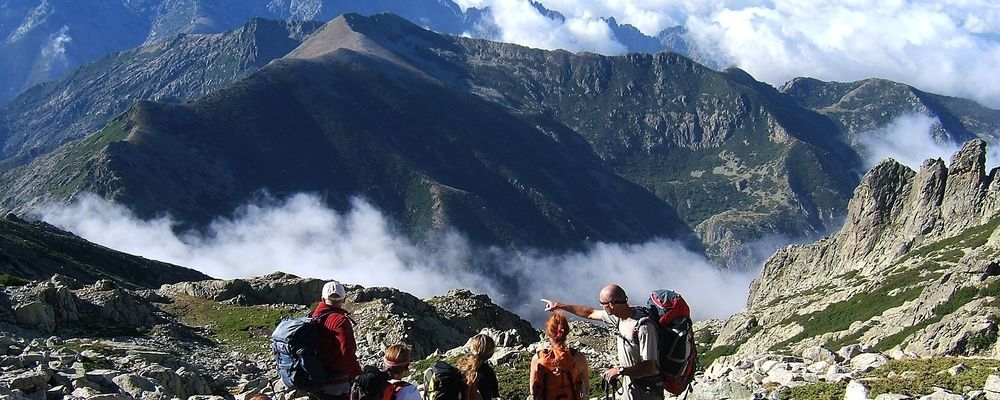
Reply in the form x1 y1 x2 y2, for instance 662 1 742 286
271 310 335 390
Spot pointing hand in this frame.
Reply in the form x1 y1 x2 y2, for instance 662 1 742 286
541 298 558 311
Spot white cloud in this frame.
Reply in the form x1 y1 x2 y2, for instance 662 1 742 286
454 0 1000 108
465 0 627 53
857 113 1000 170
40 25 72 74
34 193 757 322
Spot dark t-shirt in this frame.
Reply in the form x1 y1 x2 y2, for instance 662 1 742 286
476 363 500 399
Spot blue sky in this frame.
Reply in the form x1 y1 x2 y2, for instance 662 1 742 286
456 0 1000 109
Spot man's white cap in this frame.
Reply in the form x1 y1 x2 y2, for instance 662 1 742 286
322 280 346 301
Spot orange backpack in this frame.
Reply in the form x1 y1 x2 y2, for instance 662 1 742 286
533 346 581 400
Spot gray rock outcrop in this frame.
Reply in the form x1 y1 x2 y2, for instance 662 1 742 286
712 140 999 364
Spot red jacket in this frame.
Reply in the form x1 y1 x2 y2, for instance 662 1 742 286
311 302 363 383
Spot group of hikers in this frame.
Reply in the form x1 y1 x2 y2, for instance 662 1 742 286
273 280 695 400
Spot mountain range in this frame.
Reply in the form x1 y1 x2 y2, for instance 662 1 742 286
1 13 999 268
0 141 996 399
0 0 698 105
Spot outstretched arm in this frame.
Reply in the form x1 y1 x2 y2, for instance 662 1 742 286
541 299 605 321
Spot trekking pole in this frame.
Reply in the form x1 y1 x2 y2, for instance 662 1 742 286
602 377 618 400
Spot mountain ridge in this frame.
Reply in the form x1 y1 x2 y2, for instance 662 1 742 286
0 212 211 289
0 17 324 164
1 13 999 269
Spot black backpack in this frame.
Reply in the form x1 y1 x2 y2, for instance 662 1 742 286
271 310 334 390
351 365 410 400
422 361 466 400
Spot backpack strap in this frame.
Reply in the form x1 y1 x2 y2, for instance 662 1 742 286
312 309 337 323
388 381 410 400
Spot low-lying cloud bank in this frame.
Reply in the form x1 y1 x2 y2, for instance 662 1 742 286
456 0 1000 108
36 193 758 322
859 113 1000 170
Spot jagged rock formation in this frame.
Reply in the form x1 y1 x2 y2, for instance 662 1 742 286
704 140 1000 394
0 213 211 288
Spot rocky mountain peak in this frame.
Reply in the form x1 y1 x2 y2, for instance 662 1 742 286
941 139 992 235
716 140 999 371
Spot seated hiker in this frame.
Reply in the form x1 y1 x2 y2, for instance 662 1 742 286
530 311 589 400
457 334 500 400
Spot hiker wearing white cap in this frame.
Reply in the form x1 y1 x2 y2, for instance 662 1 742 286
310 280 362 400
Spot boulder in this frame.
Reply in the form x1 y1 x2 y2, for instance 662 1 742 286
112 374 165 400
838 344 864 361
850 353 889 372
844 380 869 400
157 272 326 305
801 346 837 364
10 370 51 393
986 375 1000 393
917 388 964 399
76 285 157 327
427 289 537 347
14 302 54 332
38 282 80 323
873 394 911 400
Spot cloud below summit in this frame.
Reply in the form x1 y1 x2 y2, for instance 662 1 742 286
859 113 1000 170
456 0 1000 108
35 193 757 322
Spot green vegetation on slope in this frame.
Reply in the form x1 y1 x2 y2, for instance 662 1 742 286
866 357 1000 397
781 357 1000 399
0 273 29 287
771 279 923 351
160 295 299 356
900 216 1000 263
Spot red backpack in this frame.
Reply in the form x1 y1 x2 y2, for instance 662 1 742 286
634 290 697 396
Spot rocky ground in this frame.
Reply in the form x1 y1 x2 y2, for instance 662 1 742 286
2 271 999 399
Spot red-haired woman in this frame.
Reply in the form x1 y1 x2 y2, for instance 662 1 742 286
530 312 589 400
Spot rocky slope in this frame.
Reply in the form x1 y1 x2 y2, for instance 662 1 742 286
0 272 548 399
3 271 998 400
698 140 1000 397
0 18 323 164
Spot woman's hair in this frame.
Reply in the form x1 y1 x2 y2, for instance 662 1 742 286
384 343 413 378
546 311 570 346
457 334 497 397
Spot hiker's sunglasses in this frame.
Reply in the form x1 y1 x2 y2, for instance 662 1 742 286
599 299 628 306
